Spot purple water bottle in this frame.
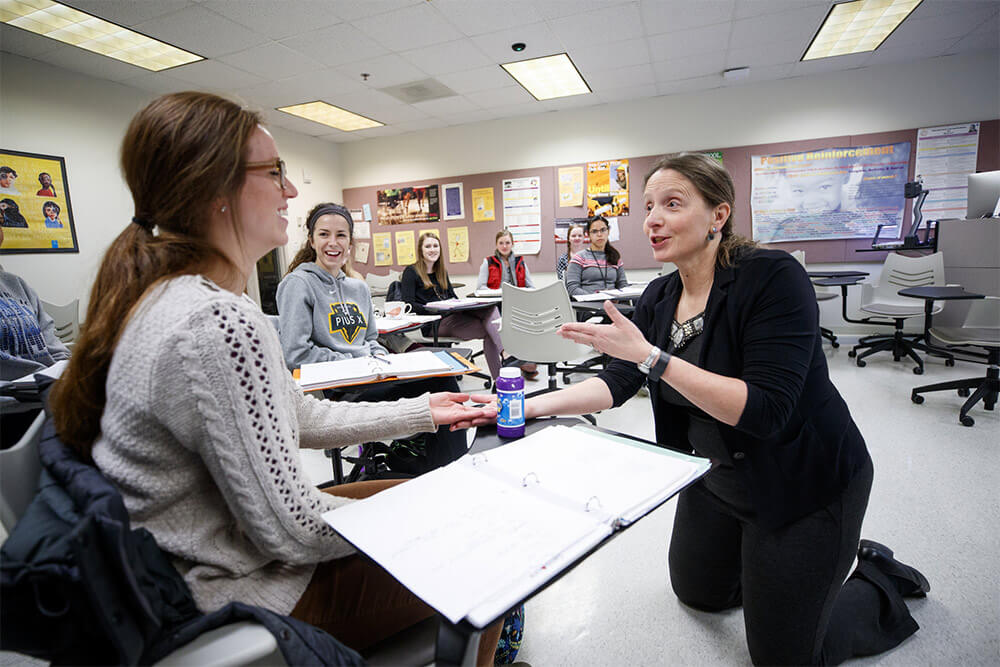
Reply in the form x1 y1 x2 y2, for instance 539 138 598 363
496 367 525 439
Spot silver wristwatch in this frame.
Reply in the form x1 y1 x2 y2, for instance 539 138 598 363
638 346 660 375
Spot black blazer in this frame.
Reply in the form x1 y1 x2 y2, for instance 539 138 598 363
599 249 870 529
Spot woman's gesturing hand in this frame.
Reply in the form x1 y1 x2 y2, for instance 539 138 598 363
559 300 653 365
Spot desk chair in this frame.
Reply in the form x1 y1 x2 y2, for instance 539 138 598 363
500 282 594 400
790 250 840 348
847 252 949 374
40 298 80 347
911 296 1000 427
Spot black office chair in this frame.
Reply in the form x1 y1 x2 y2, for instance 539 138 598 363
911 296 1000 427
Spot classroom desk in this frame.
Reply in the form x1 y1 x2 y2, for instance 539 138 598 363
376 315 441 336
898 285 985 355
422 299 501 345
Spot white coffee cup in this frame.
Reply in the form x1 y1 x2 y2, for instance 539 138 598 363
383 301 412 318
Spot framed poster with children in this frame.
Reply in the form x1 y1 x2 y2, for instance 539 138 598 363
0 149 79 254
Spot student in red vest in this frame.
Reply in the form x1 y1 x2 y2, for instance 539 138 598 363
475 228 535 290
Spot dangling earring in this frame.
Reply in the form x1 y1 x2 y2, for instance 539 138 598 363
707 226 718 241
220 205 228 213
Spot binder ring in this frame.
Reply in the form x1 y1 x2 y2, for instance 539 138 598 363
585 496 602 512
471 453 488 466
522 471 539 487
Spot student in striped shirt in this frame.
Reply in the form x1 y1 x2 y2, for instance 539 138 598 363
564 215 628 296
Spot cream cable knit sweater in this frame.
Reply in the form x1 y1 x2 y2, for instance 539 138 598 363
92 275 436 614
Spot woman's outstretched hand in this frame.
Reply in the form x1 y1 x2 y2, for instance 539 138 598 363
559 300 652 365
428 392 497 430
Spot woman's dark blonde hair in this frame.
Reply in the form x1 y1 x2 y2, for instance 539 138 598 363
51 91 261 460
494 228 514 259
412 230 450 290
287 202 361 278
644 152 756 269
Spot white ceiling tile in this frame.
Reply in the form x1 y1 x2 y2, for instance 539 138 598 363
235 68 367 108
535 92 599 111
647 22 732 61
534 0 633 21
791 52 871 76
639 0 735 34
880 6 997 47
596 84 657 103
201 0 343 39
723 62 794 85
279 23 388 67
729 4 828 50
653 52 726 81
439 108 503 125
351 2 464 51
548 3 645 47
392 117 450 133
733 0 829 21
0 24 62 58
725 40 806 68
586 63 656 91
865 37 961 66
349 125 407 139
327 0 421 22
908 0 1000 20
123 71 198 95
335 53 427 88
412 95 480 116
464 85 535 108
368 104 432 124
132 5 269 58
432 0 543 37
656 73 725 96
567 38 651 74
31 44 147 81
436 65 517 94
948 16 999 53
401 39 493 76
218 43 323 81
62 0 194 27
470 21 567 62
486 102 540 119
167 59 266 88
330 89 408 117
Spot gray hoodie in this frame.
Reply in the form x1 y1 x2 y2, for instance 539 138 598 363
275 262 387 370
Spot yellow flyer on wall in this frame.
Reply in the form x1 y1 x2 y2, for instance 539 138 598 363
0 149 79 254
395 230 416 265
373 232 393 266
447 226 469 263
471 187 495 222
558 166 584 207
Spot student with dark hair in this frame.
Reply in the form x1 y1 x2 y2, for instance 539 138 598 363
511 152 927 666
556 222 588 280
564 215 628 296
48 92 500 664
400 231 502 379
36 172 56 197
276 202 469 471
476 228 534 290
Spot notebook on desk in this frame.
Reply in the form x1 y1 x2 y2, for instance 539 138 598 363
297 350 472 391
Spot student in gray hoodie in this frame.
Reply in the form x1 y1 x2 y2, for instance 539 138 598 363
276 203 467 471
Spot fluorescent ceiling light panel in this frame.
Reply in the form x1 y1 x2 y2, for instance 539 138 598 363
277 101 383 132
501 53 591 101
803 0 922 60
0 0 203 71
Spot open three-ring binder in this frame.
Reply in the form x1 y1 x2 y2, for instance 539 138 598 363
322 425 710 628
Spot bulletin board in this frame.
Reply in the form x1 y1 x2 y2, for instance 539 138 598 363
344 119 998 275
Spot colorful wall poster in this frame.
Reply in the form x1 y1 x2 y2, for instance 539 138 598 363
395 230 416 266
471 187 495 222
501 176 542 255
373 232 393 266
442 182 465 220
376 185 440 225
586 159 629 218
354 241 370 264
558 166 584 207
0 149 79 254
447 226 469 263
750 142 911 243
914 122 980 220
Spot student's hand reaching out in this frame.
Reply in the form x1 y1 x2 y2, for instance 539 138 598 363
428 392 497 430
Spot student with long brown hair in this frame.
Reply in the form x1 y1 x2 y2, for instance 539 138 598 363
399 231 502 379
49 92 500 664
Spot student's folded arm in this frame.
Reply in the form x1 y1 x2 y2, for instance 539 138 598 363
153 303 354 564
734 259 817 439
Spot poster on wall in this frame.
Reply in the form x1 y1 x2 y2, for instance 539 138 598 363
750 142 910 243
471 187 495 222
442 183 465 220
502 176 542 255
373 232 393 266
914 122 980 220
376 185 440 225
587 159 629 218
395 230 416 266
0 149 79 254
354 241 370 264
558 166 584 207
447 226 469 263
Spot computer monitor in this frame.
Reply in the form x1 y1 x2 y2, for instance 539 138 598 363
966 170 1000 218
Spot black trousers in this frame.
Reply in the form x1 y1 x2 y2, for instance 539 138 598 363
669 457 919 665
327 375 467 471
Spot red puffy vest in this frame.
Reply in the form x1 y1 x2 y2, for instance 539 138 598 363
486 254 526 288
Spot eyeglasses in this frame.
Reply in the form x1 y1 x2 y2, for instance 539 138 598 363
589 227 609 234
245 158 288 191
